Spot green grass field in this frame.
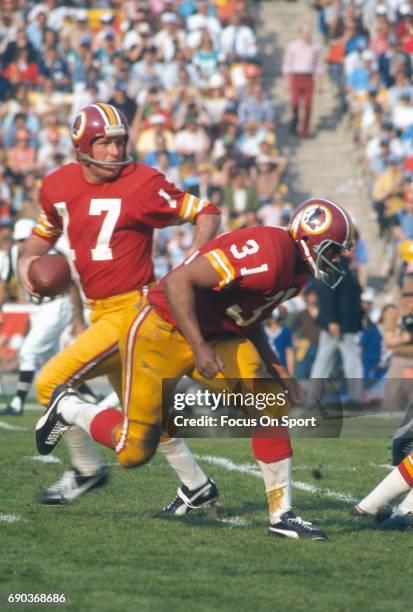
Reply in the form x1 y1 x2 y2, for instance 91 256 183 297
0 407 411 611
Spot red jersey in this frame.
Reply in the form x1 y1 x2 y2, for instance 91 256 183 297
33 162 218 299
149 226 309 337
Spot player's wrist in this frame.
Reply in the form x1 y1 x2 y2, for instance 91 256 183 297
192 338 209 352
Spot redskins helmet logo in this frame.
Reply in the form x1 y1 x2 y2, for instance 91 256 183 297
300 205 332 235
71 111 87 142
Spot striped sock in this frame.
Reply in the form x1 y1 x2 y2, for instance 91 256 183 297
398 452 413 487
358 452 413 515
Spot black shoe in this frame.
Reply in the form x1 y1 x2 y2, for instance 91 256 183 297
380 512 413 531
39 466 108 505
163 478 218 515
35 384 76 455
269 510 328 540
0 397 23 416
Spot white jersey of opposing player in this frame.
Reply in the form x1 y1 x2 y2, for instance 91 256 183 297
0 239 74 371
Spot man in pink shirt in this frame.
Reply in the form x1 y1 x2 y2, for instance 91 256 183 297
282 23 323 137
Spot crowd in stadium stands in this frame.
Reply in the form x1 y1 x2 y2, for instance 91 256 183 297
319 0 413 284
0 0 292 261
307 0 413 402
0 0 412 403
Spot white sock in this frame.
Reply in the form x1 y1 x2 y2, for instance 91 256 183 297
57 395 107 476
159 438 207 490
257 457 292 523
98 390 120 410
358 467 411 514
64 426 106 476
396 488 413 514
60 394 104 434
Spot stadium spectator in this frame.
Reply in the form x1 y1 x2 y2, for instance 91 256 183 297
2 27 38 68
372 153 405 236
395 185 413 243
107 84 138 125
235 119 269 160
222 167 259 227
186 5 221 52
264 310 294 375
257 190 292 227
220 11 258 63
282 22 323 137
310 256 364 405
174 115 210 161
382 276 413 411
202 74 228 127
290 288 320 379
6 129 36 180
153 11 186 63
237 81 276 130
26 5 49 52
3 48 40 87
192 30 220 83
253 155 287 205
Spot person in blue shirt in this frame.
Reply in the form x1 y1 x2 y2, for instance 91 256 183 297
264 309 294 374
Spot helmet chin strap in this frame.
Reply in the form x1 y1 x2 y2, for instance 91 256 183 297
300 239 317 275
79 152 134 167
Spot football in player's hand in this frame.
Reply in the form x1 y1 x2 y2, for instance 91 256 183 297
29 254 72 297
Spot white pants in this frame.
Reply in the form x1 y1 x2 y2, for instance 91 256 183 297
19 296 74 371
310 330 363 402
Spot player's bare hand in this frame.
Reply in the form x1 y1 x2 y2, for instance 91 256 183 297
273 363 304 404
194 343 225 379
17 256 41 298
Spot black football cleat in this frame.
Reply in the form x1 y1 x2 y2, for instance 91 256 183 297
39 466 108 505
380 512 413 531
163 478 219 515
269 510 328 540
0 396 24 416
35 384 75 455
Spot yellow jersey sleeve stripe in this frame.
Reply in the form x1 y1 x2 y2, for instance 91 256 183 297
178 194 209 223
34 212 61 239
204 249 235 288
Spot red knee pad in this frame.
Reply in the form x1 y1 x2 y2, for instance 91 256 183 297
251 426 292 463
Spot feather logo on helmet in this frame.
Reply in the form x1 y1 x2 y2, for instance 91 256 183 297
300 205 332 235
71 111 87 142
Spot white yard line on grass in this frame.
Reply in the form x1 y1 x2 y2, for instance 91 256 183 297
197 454 357 504
0 514 20 523
370 462 393 470
219 517 252 527
0 421 28 432
27 455 62 464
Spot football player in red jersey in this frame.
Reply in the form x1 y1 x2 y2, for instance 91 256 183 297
19 102 221 505
36 198 354 539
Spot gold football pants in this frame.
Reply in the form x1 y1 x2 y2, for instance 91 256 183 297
35 290 145 406
115 304 286 468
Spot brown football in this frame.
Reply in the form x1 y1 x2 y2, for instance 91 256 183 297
29 254 72 297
